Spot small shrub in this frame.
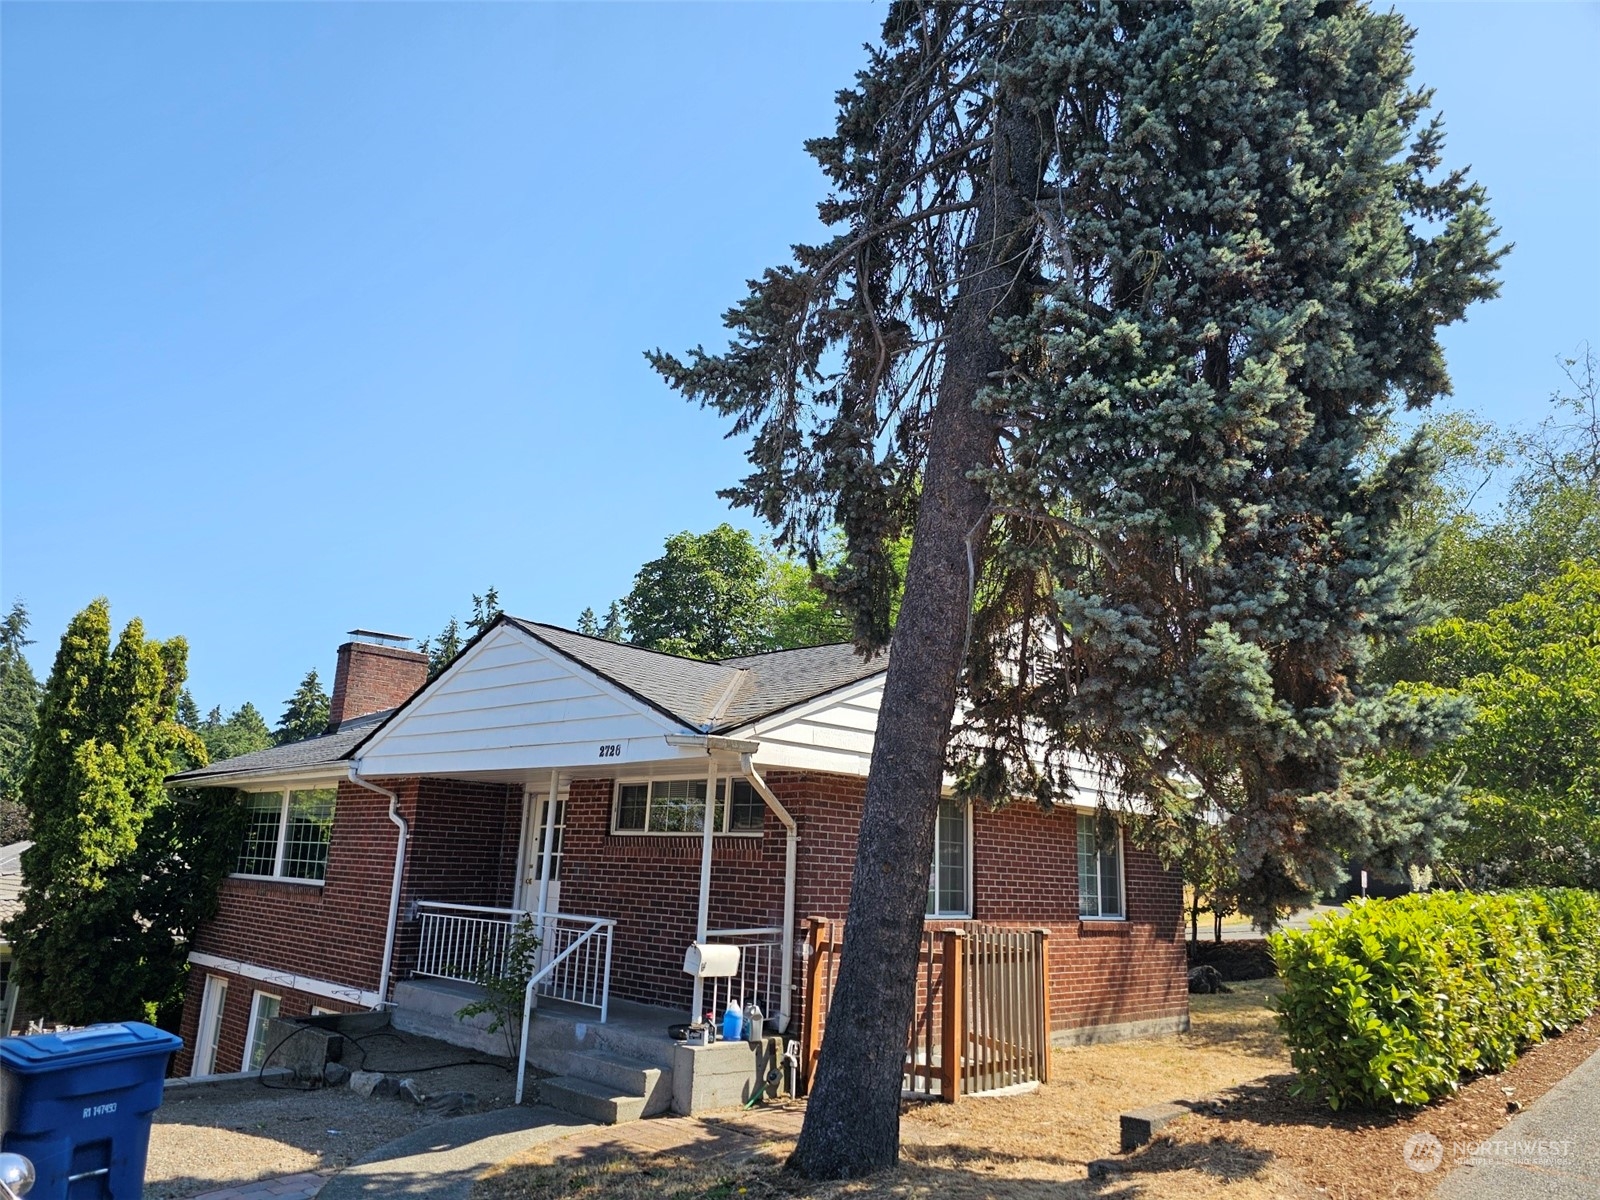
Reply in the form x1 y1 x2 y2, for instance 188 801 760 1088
1270 888 1600 1110
455 915 542 1058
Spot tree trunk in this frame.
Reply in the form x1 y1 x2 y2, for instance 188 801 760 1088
788 94 1043 1180
1191 896 1200 946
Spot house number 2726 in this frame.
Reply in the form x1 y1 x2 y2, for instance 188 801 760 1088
597 743 622 758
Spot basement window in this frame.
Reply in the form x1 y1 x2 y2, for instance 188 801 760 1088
611 777 764 835
233 787 337 882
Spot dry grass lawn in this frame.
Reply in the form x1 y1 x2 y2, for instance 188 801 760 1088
476 981 1305 1199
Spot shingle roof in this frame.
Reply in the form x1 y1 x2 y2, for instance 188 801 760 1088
167 709 392 785
511 621 886 732
171 619 890 786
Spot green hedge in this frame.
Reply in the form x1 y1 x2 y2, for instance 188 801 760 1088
1270 888 1600 1110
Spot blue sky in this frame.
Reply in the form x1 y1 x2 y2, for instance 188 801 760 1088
3 2 1596 718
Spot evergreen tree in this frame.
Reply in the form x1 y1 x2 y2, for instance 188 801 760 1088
0 601 41 844
273 669 330 744
653 1 1501 1175
599 601 625 642
575 607 601 637
2 599 232 1024
419 587 504 678
176 688 202 732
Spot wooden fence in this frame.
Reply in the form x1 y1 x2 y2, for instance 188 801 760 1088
800 918 1051 1101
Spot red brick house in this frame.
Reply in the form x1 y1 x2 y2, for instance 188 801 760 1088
168 619 1188 1114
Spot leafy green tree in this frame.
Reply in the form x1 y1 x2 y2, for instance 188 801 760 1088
272 669 330 744
620 525 774 659
199 702 273 763
653 1 1500 1174
0 601 41 844
1386 564 1600 888
418 587 504 678
2 599 236 1024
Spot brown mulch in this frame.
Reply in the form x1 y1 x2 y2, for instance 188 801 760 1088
1132 1010 1600 1199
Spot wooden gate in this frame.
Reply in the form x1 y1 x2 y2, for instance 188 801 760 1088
800 919 1050 1101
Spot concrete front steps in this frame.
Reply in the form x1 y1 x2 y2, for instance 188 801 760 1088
393 979 677 1124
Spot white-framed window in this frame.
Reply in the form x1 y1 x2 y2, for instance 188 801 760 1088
611 777 764 836
234 786 337 882
926 796 972 918
1077 812 1125 919
245 991 282 1070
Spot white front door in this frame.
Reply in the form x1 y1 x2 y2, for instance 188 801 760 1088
521 792 564 918
192 975 228 1077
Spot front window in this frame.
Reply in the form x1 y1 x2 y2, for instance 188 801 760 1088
612 778 764 835
926 797 970 918
234 787 337 882
1077 812 1124 919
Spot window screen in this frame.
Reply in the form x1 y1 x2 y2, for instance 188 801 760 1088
236 793 284 875
726 780 764 832
282 788 336 880
616 783 648 831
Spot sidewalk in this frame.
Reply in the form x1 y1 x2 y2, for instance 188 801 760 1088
1436 1047 1600 1199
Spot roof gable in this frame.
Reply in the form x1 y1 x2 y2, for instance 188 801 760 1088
349 622 696 778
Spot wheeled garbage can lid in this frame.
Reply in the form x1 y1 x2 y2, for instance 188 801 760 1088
0 1022 183 1073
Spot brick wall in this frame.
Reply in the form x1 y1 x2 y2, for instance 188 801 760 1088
553 770 1187 1038
178 774 522 1072
328 641 428 727
179 765 1186 1070
171 967 362 1077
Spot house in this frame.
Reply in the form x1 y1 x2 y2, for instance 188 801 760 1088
167 619 1189 1114
0 841 29 1034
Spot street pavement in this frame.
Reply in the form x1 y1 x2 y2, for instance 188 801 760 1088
1435 1046 1600 1199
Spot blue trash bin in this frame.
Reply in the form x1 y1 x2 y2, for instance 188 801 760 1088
0 1022 182 1199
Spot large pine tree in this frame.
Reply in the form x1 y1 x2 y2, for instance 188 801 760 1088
653 0 1501 1176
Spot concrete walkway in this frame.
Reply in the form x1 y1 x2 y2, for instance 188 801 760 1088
1436 1047 1600 1199
314 1105 592 1200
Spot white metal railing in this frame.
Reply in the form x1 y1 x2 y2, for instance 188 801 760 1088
515 914 616 1103
414 901 525 983
705 926 783 1024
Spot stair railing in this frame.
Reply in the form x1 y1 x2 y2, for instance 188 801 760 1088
514 915 615 1104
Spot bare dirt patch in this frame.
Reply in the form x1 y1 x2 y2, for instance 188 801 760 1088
476 982 1299 1199
147 1026 519 1199
475 985 1600 1200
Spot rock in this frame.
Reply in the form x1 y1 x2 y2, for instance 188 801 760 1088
399 1078 428 1106
323 1062 351 1087
349 1070 398 1099
1120 1102 1192 1153
1187 965 1231 994
424 1091 476 1117
1087 1160 1124 1180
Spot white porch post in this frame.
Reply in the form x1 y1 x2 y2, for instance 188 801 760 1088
691 755 717 1023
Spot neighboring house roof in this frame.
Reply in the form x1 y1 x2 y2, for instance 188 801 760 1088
166 618 888 787
167 708 393 786
0 841 30 934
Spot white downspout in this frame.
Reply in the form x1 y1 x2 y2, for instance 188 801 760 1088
740 752 796 1035
691 754 717 1025
347 763 406 1010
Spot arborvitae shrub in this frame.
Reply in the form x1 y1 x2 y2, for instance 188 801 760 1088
1271 889 1600 1110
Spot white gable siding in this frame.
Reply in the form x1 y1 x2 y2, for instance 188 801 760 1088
735 674 885 777
353 625 696 778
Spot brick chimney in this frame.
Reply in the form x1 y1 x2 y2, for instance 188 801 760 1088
328 635 429 727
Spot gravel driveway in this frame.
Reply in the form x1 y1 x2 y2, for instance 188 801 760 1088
146 1027 524 1199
